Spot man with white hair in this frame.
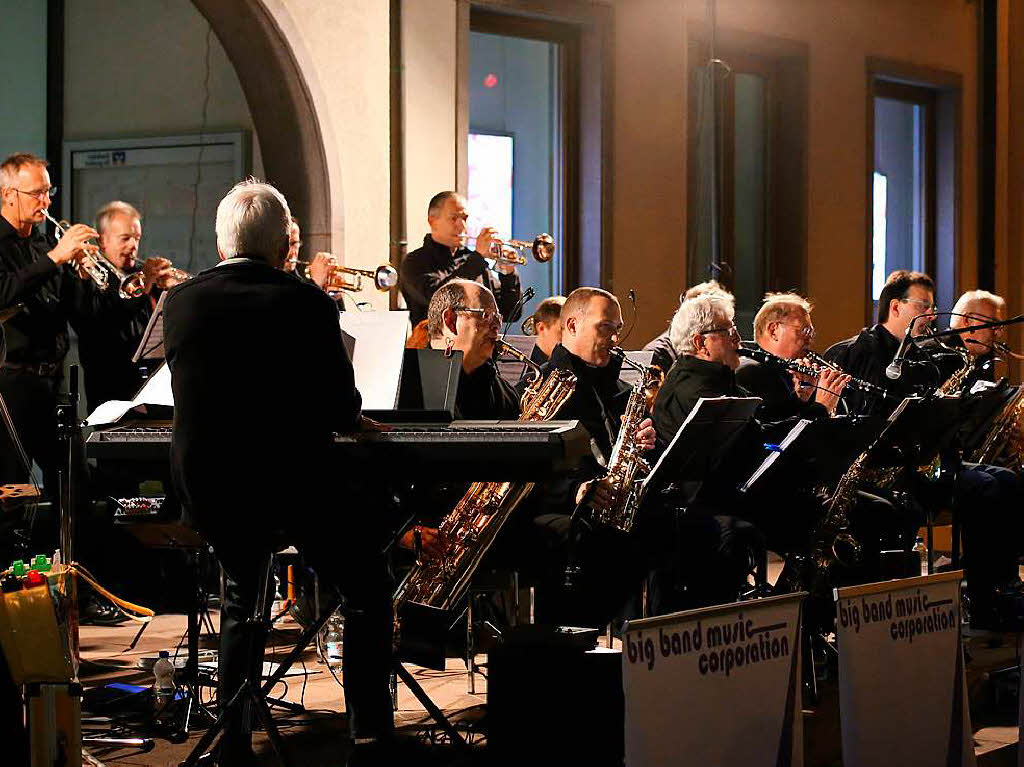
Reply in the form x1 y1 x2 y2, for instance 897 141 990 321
165 179 393 764
950 290 1006 377
75 200 183 408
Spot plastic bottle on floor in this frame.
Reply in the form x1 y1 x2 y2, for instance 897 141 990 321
152 651 176 711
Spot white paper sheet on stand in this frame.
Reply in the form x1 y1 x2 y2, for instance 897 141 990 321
339 310 409 410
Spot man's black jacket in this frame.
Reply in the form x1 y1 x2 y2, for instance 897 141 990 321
0 217 111 367
165 258 361 539
399 235 522 326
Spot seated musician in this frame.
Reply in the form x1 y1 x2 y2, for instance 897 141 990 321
395 279 520 560
950 289 1006 383
735 292 849 420
825 270 1024 630
165 180 394 764
511 287 717 625
399 191 521 327
643 280 726 374
522 295 565 365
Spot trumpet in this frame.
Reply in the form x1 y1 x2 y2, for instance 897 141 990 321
41 210 111 292
459 232 555 265
117 262 191 299
290 255 398 293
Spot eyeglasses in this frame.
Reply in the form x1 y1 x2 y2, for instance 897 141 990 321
702 323 740 339
781 322 816 340
454 306 503 325
12 186 58 200
900 297 934 311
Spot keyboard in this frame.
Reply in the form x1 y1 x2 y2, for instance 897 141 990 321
87 420 591 481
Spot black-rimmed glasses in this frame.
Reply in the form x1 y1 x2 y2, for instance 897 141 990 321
12 186 58 200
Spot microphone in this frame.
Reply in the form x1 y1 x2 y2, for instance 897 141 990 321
501 286 535 338
886 313 932 379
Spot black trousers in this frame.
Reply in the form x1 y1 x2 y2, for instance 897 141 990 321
0 372 60 493
955 462 1022 598
203 511 394 754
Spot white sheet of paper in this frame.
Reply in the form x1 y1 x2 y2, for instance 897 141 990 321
339 310 409 410
85 362 174 426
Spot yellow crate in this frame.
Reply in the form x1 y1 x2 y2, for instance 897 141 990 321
0 567 75 685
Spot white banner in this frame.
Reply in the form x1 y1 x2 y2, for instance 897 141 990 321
834 571 974 767
623 593 804 767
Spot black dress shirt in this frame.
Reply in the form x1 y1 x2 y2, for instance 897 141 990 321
75 267 154 407
0 217 109 367
455 360 520 420
399 235 522 326
824 324 957 417
165 258 361 537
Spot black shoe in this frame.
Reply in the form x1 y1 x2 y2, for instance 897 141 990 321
80 599 128 626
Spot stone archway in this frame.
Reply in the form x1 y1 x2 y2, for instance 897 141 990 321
190 0 336 254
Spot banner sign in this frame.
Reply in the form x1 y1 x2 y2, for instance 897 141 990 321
834 571 974 767
623 593 804 767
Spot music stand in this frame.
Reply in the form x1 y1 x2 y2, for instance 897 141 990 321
740 415 884 495
958 381 1020 456
132 291 167 365
362 348 462 424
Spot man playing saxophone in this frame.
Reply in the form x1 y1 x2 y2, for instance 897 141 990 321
825 270 1024 631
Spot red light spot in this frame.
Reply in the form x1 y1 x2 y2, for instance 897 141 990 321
484 73 498 89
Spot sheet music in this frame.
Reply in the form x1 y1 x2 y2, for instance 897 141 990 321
85 362 174 426
740 418 812 493
496 335 538 385
339 310 409 410
132 291 167 363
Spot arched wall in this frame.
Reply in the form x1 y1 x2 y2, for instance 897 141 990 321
190 0 340 258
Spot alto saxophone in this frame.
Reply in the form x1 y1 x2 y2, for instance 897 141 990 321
392 340 576 616
589 349 663 534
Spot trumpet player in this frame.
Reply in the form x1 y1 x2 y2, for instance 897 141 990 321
0 152 115 491
76 201 185 409
400 191 521 327
736 292 849 419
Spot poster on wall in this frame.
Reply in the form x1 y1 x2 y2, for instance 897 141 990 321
62 132 250 276
622 593 805 767
834 571 974 767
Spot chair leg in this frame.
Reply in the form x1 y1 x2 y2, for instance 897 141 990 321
466 594 476 695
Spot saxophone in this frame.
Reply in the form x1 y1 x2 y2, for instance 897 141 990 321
969 386 1024 472
589 349 663 534
392 340 576 615
917 343 975 479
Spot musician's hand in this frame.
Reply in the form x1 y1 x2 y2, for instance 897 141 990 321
356 415 391 432
576 477 614 511
48 224 98 267
792 359 816 401
309 252 334 290
634 417 656 452
815 368 851 415
141 257 173 291
474 227 499 260
399 526 444 558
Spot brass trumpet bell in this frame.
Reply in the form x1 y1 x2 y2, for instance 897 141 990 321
322 262 399 293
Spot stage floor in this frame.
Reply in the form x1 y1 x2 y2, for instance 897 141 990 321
76 563 1023 766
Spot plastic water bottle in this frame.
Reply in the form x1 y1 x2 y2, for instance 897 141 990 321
324 614 344 670
152 651 176 711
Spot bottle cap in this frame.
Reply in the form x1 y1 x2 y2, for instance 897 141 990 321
10 560 25 578
24 570 47 588
1 574 22 593
158 650 169 658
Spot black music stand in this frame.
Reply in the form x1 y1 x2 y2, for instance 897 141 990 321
362 348 462 424
740 415 884 496
958 381 1020 456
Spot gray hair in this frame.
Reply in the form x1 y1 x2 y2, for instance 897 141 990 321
215 179 291 262
951 290 1006 326
669 293 735 355
0 152 47 190
427 279 474 339
427 190 462 219
95 200 141 234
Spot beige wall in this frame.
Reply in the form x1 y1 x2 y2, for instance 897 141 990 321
65 0 265 176
671 0 978 348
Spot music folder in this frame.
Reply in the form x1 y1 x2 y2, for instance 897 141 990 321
642 396 762 496
361 348 463 423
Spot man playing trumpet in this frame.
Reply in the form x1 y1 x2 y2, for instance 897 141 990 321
400 191 522 327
